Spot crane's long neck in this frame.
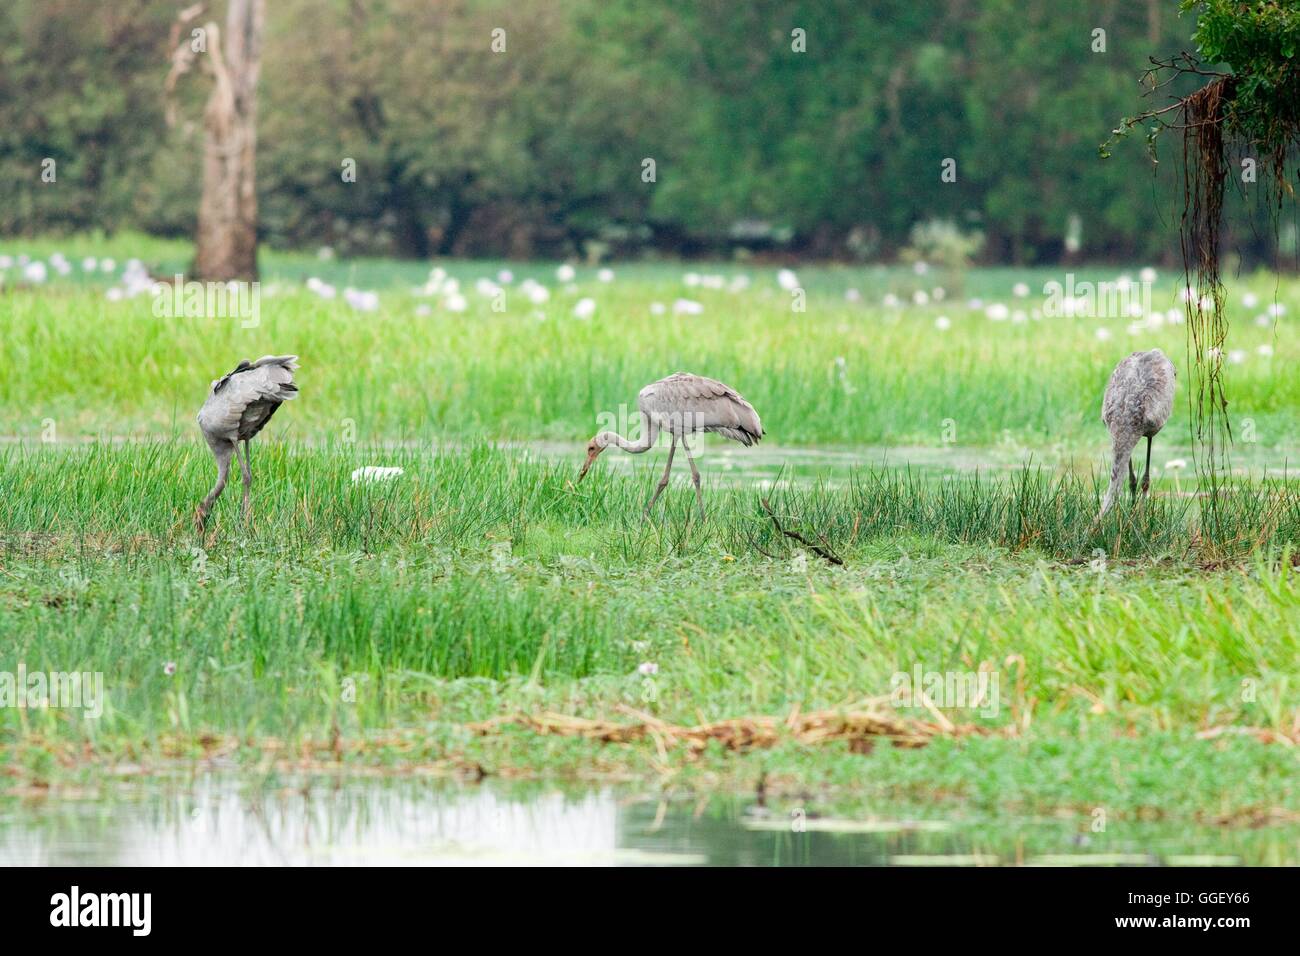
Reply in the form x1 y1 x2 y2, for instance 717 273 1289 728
1099 431 1139 518
609 415 658 454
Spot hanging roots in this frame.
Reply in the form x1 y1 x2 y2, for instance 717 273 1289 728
1179 78 1233 528
1108 35 1300 541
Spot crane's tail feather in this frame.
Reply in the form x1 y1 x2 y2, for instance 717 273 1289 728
707 425 762 446
252 354 299 371
707 421 764 447
250 355 299 400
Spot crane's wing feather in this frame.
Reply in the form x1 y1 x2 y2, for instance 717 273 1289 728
638 372 763 446
1102 349 1175 435
198 356 300 442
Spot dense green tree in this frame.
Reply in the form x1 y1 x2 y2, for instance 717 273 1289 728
0 0 1283 264
0 1 174 235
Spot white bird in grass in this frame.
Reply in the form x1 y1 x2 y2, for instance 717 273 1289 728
577 372 763 519
195 355 300 531
1099 348 1175 517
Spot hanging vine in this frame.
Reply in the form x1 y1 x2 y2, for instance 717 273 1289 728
1102 1 1300 534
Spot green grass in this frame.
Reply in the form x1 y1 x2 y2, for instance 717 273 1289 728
1 442 1298 821
1 237 1298 829
2 233 1298 449
4 440 1300 559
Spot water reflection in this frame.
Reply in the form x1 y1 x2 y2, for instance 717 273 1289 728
6 781 638 866
2 777 1296 866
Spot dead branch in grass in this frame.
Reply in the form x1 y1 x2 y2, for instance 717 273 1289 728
759 498 843 566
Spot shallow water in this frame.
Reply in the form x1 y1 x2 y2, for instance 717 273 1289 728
5 434 1299 478
3 776 1295 866
521 439 1300 492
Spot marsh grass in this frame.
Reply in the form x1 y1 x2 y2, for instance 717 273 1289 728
3 234 1299 449
0 441 1297 765
2 239 1299 815
6 441 1300 562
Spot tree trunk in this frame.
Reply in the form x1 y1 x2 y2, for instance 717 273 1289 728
193 0 264 281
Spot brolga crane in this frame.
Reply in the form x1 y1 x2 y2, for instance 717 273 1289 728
577 372 763 519
195 355 300 531
1099 348 1175 517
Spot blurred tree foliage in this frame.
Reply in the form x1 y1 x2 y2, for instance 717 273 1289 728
0 1 176 235
0 0 1277 263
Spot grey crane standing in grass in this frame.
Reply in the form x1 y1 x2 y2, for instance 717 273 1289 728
195 355 300 531
577 372 763 519
1098 348 1175 518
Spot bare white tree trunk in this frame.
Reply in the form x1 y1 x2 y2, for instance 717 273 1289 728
193 0 264 281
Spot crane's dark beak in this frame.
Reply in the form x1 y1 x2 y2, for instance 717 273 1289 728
578 448 600 482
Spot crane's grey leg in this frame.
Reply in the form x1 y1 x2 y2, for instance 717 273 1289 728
680 436 705 520
1128 457 1137 502
235 439 252 522
196 441 234 532
643 434 676 517
1141 436 1152 496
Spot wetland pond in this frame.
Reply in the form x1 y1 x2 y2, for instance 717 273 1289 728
3 775 1294 866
